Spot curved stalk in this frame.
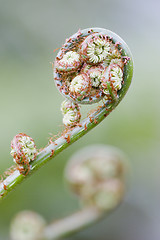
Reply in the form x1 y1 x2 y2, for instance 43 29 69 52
0 100 115 200
0 93 128 200
43 206 103 239
0 29 133 201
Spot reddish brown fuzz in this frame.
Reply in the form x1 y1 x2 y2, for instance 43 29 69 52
50 149 55 158
65 134 71 143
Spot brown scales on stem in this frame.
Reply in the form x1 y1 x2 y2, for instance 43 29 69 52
84 123 87 131
89 116 94 123
94 118 98 124
50 149 55 158
64 134 71 144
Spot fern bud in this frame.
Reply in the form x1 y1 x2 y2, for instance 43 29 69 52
10 211 46 240
53 28 133 104
101 64 123 95
80 33 110 64
55 51 81 72
87 66 103 88
61 100 81 127
61 99 80 114
69 74 91 101
65 145 126 212
62 110 81 127
10 133 37 175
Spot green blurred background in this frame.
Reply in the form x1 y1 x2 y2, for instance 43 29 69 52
0 0 160 239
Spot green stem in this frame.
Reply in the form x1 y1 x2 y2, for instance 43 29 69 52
0 100 114 200
0 55 133 200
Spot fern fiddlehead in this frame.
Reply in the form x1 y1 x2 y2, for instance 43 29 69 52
0 27 133 200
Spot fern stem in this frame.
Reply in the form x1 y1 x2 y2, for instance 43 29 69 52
0 100 114 200
43 206 102 239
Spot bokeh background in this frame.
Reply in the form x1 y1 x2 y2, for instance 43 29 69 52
0 0 160 239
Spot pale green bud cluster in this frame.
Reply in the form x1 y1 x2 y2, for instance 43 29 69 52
10 133 37 175
10 211 46 240
101 64 123 95
56 51 81 72
110 65 123 90
65 145 126 211
54 28 129 105
88 67 102 87
61 100 81 127
10 133 37 167
11 135 37 164
86 37 110 64
60 51 80 65
69 74 91 100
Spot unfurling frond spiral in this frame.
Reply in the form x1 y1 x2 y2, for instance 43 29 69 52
53 28 133 127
